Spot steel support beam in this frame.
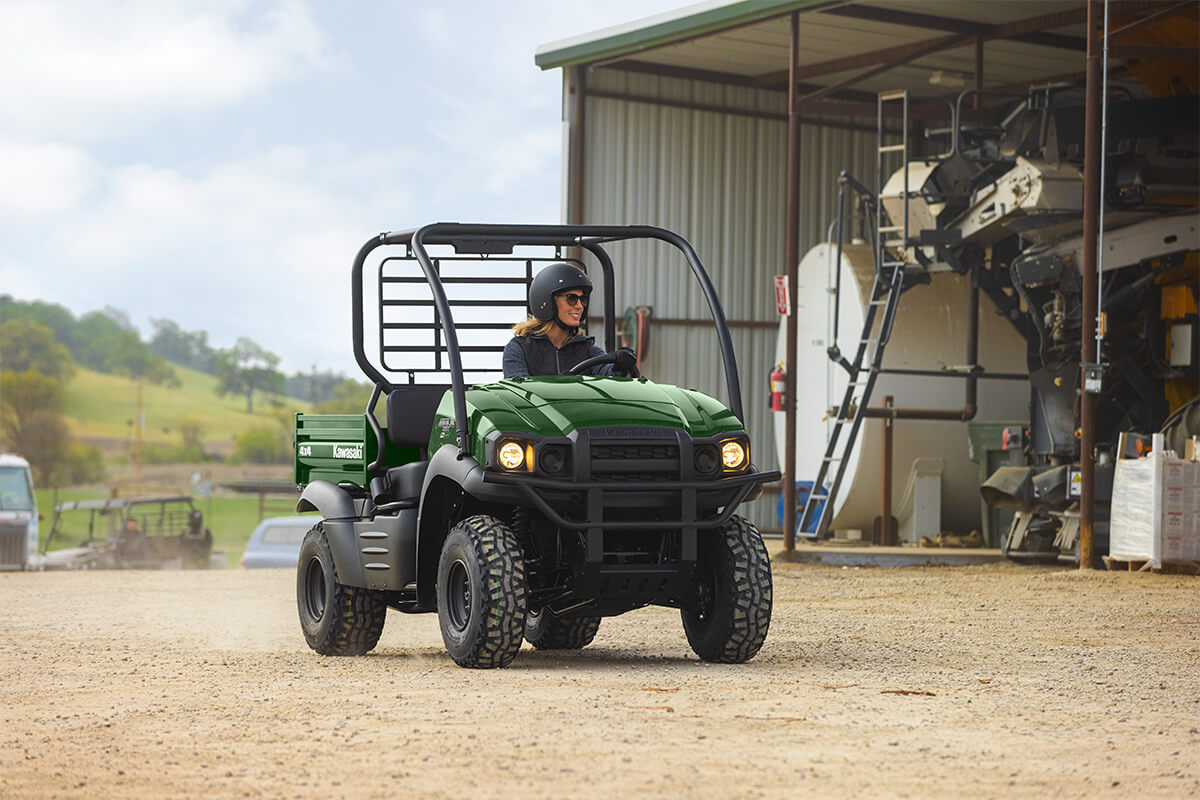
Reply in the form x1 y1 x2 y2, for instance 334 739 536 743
753 2 1176 91
820 5 1085 51
567 66 586 226
783 12 801 554
1080 0 1102 570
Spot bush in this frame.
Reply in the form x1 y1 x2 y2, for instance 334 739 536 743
62 443 106 486
231 427 291 465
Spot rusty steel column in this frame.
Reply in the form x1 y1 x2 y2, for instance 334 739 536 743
782 12 802 552
1080 0 1101 570
569 66 586 226
880 395 894 546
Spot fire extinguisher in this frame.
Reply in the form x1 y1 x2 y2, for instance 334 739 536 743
770 362 786 412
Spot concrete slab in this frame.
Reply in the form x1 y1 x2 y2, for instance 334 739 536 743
772 542 1005 568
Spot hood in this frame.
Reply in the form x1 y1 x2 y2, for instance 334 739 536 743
464 376 744 440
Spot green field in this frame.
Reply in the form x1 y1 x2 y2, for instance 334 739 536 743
34 487 316 569
63 364 310 448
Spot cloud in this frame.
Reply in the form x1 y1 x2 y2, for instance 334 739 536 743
0 0 331 140
2 0 691 374
0 140 96 217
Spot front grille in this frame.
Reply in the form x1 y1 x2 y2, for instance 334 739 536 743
0 522 27 568
591 444 676 461
590 443 680 482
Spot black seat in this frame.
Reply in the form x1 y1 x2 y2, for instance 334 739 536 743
386 385 448 453
371 385 447 505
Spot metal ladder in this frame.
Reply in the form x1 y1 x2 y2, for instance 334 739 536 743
798 90 914 541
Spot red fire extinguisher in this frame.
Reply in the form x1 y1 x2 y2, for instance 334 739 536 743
770 362 786 412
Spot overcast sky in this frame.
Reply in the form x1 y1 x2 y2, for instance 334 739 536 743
0 0 689 375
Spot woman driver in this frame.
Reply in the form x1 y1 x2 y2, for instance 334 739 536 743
502 262 636 378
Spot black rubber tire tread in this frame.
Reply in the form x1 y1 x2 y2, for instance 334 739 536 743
681 515 772 664
525 610 601 650
296 523 387 657
437 514 528 669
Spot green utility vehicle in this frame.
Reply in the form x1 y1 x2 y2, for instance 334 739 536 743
293 223 779 668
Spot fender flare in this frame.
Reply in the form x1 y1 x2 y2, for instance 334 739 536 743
295 480 365 588
296 479 358 519
414 445 524 608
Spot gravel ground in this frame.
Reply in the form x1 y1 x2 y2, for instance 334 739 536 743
1 559 1198 799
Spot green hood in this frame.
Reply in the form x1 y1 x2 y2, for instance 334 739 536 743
436 376 745 456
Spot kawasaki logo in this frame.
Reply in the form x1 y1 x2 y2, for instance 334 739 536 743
333 444 363 460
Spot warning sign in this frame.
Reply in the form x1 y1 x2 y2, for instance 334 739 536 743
774 275 790 316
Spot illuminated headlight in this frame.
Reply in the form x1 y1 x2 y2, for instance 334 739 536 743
497 441 526 470
720 439 747 471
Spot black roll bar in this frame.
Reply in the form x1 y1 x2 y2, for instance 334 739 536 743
350 223 745 461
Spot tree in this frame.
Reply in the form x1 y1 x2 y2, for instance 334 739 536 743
314 378 377 415
149 318 216 373
15 410 71 486
69 311 177 385
214 337 285 414
0 369 65 444
106 331 180 386
0 295 77 346
70 311 129 372
0 318 75 381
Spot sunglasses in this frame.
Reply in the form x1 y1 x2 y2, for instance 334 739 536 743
558 292 588 306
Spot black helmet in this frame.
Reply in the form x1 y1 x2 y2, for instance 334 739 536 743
528 263 592 322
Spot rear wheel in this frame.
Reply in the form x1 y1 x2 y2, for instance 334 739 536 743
437 515 528 668
525 610 601 650
682 515 772 663
297 523 386 656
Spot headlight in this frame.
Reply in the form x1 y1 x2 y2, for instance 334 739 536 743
720 439 747 471
497 441 526 470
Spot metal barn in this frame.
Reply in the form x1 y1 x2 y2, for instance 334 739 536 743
535 0 1199 559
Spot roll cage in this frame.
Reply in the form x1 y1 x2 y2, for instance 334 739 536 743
350 223 747 461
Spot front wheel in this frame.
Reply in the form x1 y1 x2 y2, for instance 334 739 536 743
437 515 528 668
525 610 601 650
681 516 772 663
297 523 387 656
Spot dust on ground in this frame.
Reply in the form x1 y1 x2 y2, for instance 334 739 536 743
1 559 1197 799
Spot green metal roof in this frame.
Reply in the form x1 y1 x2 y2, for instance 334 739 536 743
534 0 827 70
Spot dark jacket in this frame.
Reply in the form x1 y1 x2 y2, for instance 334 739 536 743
503 333 613 378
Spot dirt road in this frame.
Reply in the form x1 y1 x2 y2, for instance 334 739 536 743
2 560 1197 798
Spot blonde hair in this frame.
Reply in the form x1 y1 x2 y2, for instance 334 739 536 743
512 317 557 337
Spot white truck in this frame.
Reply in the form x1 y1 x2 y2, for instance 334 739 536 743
0 454 41 570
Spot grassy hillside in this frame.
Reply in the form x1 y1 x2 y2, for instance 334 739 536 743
63 364 311 448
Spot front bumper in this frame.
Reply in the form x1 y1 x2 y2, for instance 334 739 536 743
481 426 779 533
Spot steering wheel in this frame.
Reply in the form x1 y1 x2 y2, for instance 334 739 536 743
568 352 640 379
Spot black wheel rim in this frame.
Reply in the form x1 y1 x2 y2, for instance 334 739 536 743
303 556 326 621
445 558 471 632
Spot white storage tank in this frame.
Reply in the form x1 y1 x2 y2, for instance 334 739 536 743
775 243 1030 540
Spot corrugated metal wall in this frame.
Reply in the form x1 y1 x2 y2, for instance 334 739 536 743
579 69 879 532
